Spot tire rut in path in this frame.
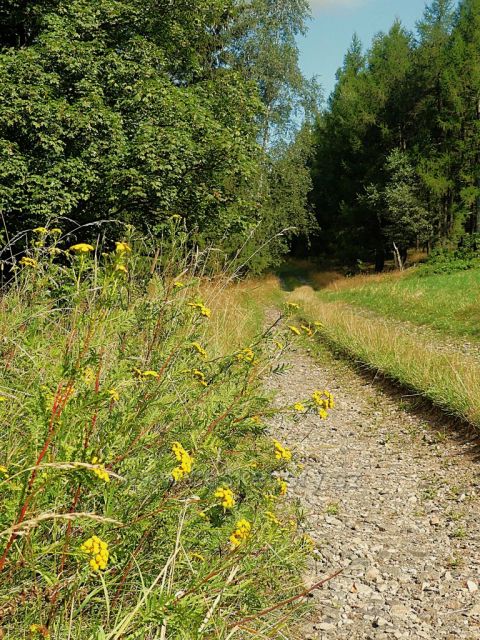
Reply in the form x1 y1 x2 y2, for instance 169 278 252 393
264 331 480 640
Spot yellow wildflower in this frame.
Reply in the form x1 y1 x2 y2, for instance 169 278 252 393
0 465 9 478
171 441 193 481
229 519 251 549
115 241 131 254
314 321 324 329
318 408 328 420
81 535 109 571
108 388 119 402
191 342 208 359
192 369 208 387
288 325 301 336
273 439 292 462
29 624 50 638
312 390 335 410
287 302 300 310
301 324 313 337
277 478 288 496
188 302 211 318
173 281 185 288
115 264 128 274
51 228 62 235
134 368 160 380
90 457 110 483
236 347 255 364
33 227 48 234
19 256 38 268
215 487 236 510
293 402 306 412
274 340 284 350
69 243 94 254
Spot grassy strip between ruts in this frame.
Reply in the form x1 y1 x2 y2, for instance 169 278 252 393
286 285 480 428
0 227 337 639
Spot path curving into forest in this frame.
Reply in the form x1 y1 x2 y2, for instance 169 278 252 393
265 315 480 640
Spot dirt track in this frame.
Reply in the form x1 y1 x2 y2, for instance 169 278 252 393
265 319 480 640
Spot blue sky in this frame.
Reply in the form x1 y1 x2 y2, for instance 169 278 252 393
299 0 429 99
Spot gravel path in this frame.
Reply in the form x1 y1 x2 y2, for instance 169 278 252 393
265 326 480 640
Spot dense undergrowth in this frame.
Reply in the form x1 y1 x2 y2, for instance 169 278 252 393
0 225 334 638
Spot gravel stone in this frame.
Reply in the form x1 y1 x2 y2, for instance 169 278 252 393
264 319 480 639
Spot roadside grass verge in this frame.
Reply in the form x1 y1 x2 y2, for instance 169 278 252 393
319 267 480 341
202 275 283 357
287 286 480 427
0 228 328 638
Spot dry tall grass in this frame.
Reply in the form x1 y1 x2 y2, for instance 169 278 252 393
201 275 282 356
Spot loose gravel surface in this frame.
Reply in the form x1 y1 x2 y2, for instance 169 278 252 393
265 326 480 640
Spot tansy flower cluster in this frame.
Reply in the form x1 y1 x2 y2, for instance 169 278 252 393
273 440 292 462
188 302 211 318
90 457 110 483
33 227 61 236
171 442 193 481
69 243 94 254
229 519 251 549
113 242 131 275
215 487 236 510
80 536 109 571
236 347 255 364
277 478 288 496
134 368 160 380
191 342 207 359
108 388 119 402
293 402 306 412
115 241 131 254
19 257 38 268
312 390 335 419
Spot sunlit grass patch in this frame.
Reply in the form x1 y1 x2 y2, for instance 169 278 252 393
288 285 480 427
318 267 480 341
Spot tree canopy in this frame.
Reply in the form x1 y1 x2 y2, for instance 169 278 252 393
0 0 318 271
310 0 480 268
